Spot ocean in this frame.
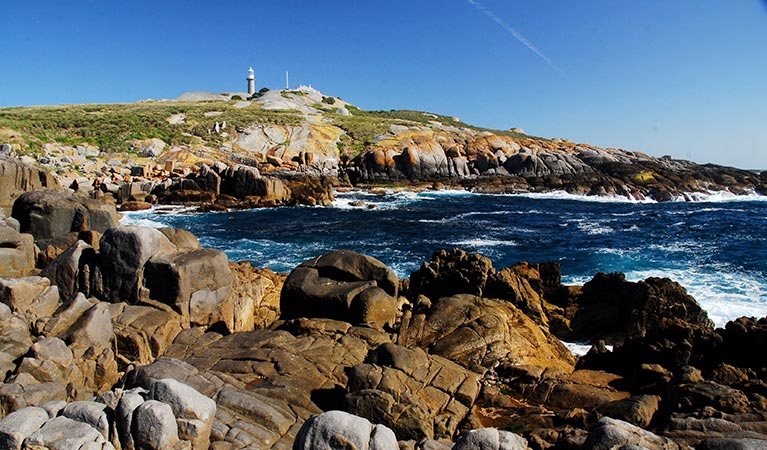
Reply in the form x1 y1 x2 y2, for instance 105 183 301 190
121 190 767 329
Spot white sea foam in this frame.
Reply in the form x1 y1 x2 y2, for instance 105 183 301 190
421 189 474 197
563 342 614 356
597 247 638 256
647 241 704 253
333 190 434 210
510 191 656 204
331 197 365 210
575 220 614 235
338 188 765 204
451 238 517 247
671 189 767 203
118 215 168 228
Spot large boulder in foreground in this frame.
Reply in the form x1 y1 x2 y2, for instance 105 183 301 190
294 410 398 450
98 226 177 303
144 248 233 328
453 428 528 450
11 190 118 247
398 294 575 372
281 250 399 330
100 226 237 331
346 343 481 441
584 417 680 450
0 378 213 450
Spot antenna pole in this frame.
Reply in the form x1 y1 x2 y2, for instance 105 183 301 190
285 71 289 90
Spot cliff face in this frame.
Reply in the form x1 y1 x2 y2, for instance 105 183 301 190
0 155 60 212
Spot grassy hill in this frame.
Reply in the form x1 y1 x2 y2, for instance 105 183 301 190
0 94 535 157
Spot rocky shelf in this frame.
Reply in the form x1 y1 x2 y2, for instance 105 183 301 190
0 189 765 449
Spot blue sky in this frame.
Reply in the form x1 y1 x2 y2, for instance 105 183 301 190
2 1 766 169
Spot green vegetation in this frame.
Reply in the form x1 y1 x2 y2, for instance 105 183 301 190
326 106 542 152
0 101 303 153
0 96 546 157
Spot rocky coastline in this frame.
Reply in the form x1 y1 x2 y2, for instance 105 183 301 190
3 89 766 212
0 184 766 449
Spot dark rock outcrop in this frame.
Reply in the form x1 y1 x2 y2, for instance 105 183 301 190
280 250 399 330
549 272 713 344
11 190 118 248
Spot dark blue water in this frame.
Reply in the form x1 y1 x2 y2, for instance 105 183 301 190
123 190 767 327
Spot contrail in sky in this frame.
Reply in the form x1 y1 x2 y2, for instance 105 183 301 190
466 0 562 73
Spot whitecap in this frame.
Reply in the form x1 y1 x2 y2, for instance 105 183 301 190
419 189 473 197
509 191 656 204
671 189 767 203
647 241 704 253
575 221 614 235
451 238 517 247
119 215 168 228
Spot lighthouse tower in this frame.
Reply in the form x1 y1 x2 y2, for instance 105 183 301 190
246 67 256 96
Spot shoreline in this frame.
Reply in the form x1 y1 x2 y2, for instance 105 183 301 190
3 187 767 448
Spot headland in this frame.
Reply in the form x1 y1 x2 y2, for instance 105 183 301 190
1 83 765 216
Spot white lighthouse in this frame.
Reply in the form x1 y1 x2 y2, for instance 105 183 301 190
246 67 255 96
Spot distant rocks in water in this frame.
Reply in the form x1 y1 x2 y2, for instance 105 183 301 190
131 162 336 210
342 130 767 201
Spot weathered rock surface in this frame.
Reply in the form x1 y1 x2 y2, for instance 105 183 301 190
0 378 212 450
98 226 177 303
0 156 59 212
0 209 36 278
281 250 399 330
584 417 680 450
293 410 398 450
346 343 481 441
0 276 59 318
144 317 391 448
144 247 233 327
549 272 713 343
452 427 528 450
343 126 766 201
398 294 574 372
12 189 118 247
